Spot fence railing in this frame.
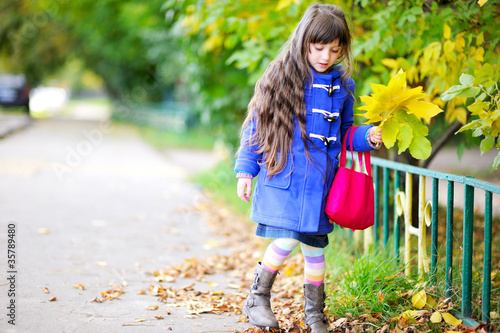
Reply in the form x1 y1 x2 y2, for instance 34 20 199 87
363 156 500 327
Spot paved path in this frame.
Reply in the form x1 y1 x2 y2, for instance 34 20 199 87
0 117 248 333
0 113 31 138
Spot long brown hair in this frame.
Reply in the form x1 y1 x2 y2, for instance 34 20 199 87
239 3 353 177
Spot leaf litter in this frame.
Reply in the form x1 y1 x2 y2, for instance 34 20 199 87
141 200 496 332
86 198 496 332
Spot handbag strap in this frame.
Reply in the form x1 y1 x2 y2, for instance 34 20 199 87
339 126 357 168
357 150 372 177
340 126 372 177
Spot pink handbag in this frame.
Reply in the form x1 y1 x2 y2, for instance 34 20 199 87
325 126 375 230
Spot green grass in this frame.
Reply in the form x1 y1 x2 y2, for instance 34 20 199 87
323 230 500 330
66 97 111 105
0 107 29 115
192 159 253 215
324 233 416 324
137 125 218 151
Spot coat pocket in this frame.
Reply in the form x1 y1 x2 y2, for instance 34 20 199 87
263 153 293 189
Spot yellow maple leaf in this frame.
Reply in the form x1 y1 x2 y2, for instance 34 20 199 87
359 70 441 126
411 290 427 309
430 311 443 323
426 294 438 309
442 312 462 326
399 309 427 321
358 70 443 159
405 100 443 119
400 309 417 321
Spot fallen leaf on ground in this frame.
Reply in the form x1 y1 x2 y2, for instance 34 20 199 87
430 311 442 323
238 315 249 323
442 312 462 326
426 294 437 308
411 290 427 309
37 228 50 234
203 239 222 249
154 274 175 283
98 284 125 301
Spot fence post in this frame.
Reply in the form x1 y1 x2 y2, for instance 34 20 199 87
383 167 390 246
394 170 400 260
374 165 379 246
404 172 413 276
446 181 454 300
462 184 474 319
482 191 492 324
431 178 438 283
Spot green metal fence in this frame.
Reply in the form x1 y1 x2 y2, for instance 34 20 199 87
368 156 500 328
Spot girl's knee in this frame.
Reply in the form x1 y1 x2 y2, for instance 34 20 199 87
300 243 324 257
274 238 300 251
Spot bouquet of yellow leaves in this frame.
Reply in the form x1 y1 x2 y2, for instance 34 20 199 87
358 70 443 160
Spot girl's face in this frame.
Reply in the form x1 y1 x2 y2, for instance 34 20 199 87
307 39 342 73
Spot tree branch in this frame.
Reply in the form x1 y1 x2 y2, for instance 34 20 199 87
421 121 464 169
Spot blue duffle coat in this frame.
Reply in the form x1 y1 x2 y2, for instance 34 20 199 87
235 66 373 235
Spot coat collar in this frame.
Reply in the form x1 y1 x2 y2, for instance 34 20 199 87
307 64 344 87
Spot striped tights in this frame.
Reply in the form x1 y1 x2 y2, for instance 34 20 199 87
261 238 325 286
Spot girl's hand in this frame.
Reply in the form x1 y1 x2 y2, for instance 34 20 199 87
369 126 383 144
237 178 253 203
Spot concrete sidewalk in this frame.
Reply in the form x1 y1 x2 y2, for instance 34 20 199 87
0 113 32 138
0 118 249 332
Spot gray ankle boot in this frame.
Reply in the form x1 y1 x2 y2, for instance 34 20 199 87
304 283 329 333
243 263 280 329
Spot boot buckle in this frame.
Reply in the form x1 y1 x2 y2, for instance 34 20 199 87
246 297 255 307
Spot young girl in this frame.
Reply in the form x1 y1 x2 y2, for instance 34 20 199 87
234 4 382 333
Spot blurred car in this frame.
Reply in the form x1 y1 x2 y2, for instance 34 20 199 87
0 74 30 113
29 87 68 116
